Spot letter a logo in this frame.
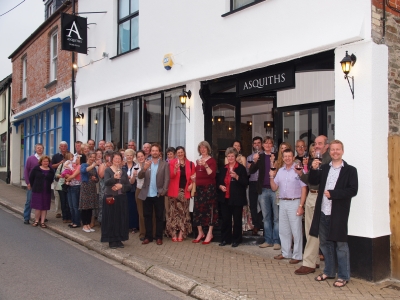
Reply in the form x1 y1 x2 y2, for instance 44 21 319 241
66 21 82 39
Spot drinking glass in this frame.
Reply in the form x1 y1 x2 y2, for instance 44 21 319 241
314 151 322 170
294 161 303 171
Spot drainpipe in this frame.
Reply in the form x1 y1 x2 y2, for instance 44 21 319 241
382 0 386 43
71 0 77 144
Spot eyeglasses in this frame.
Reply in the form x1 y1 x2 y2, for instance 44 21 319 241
296 146 305 148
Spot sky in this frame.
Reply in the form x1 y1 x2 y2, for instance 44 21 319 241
0 0 44 80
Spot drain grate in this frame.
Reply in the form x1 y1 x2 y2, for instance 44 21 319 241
383 284 400 291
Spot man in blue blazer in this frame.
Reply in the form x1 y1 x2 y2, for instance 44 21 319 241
309 140 358 288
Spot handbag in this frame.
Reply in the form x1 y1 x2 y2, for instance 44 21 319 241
105 196 115 205
61 183 69 192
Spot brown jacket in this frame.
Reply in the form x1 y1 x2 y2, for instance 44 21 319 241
138 159 170 200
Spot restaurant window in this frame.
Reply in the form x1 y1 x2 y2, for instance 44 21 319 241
50 31 58 81
118 0 139 54
0 132 6 167
91 107 104 145
165 89 186 149
142 94 161 144
122 99 139 149
106 103 121 149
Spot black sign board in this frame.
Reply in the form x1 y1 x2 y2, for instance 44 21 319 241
61 13 87 54
238 67 295 96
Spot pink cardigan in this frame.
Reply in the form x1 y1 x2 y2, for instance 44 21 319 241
167 158 195 199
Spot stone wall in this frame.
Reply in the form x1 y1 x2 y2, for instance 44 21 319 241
372 0 400 135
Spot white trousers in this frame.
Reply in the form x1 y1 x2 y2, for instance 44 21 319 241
279 199 303 260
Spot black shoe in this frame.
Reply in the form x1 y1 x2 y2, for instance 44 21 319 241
24 220 30 225
219 241 231 246
109 242 117 249
117 241 124 248
232 242 240 247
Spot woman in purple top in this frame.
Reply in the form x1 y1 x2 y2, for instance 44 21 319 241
29 156 55 228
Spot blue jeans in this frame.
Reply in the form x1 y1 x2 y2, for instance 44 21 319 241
67 185 81 226
23 189 32 221
258 188 280 245
319 212 350 280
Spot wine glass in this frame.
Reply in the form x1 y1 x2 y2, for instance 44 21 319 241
314 151 322 170
270 161 277 171
294 160 303 171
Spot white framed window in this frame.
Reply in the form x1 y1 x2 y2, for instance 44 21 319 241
0 93 6 121
118 0 139 54
22 56 27 99
50 31 58 81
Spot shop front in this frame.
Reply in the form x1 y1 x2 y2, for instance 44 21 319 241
200 50 335 169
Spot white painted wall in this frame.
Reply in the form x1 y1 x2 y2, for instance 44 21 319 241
75 0 371 108
277 71 335 107
335 41 389 238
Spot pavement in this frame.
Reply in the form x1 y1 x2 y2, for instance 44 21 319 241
1 180 400 300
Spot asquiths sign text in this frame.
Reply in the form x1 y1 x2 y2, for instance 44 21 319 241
61 13 87 54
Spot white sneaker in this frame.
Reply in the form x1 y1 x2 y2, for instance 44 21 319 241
90 228 95 232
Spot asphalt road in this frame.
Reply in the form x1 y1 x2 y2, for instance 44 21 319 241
0 207 183 300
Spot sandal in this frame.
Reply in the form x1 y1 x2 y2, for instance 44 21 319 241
40 223 47 228
32 221 39 227
333 279 348 288
314 273 335 282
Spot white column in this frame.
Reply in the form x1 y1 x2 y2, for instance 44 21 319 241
335 40 389 238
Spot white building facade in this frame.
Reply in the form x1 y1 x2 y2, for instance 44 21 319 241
75 0 390 281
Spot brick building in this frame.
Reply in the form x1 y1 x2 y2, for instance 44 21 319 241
8 0 76 185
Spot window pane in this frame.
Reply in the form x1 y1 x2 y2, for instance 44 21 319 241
118 21 130 54
130 16 139 49
50 108 54 128
122 99 138 149
32 116 36 134
130 0 139 13
119 0 129 19
26 118 30 135
30 137 35 157
91 108 104 142
49 130 54 157
43 111 47 131
142 94 161 144
327 106 335 141
52 34 57 57
42 132 47 149
56 128 62 150
57 106 62 126
165 89 185 150
106 103 121 149
38 113 42 132
233 0 255 9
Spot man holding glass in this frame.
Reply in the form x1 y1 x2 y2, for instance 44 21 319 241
249 136 280 250
294 135 331 275
246 136 263 236
270 149 307 263
308 140 358 287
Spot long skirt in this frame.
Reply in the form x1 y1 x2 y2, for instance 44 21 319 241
101 194 129 243
166 189 192 238
193 184 218 227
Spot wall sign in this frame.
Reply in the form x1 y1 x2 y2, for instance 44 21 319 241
61 13 87 54
238 67 295 96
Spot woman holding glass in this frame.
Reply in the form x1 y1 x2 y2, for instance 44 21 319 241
224 140 246 166
192 141 218 244
79 152 99 233
29 155 55 228
166 146 194 241
218 147 249 247
123 149 139 234
97 150 113 225
101 152 131 249
65 155 82 228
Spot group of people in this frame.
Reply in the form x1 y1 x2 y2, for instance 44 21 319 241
22 135 358 287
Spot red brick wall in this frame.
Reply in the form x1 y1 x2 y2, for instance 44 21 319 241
372 0 400 16
10 4 77 114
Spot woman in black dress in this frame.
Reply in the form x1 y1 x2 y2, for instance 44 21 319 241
101 152 131 249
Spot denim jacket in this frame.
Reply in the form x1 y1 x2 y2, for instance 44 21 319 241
80 163 98 182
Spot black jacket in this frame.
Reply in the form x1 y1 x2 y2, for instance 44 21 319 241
29 165 55 193
249 152 272 194
309 160 358 242
217 164 249 206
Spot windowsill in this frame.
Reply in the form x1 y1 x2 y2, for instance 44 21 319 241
110 47 140 60
44 79 57 89
221 0 265 17
18 98 27 104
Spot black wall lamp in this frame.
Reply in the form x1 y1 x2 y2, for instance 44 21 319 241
340 51 357 99
283 128 289 138
264 121 274 133
176 89 191 122
75 112 84 134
